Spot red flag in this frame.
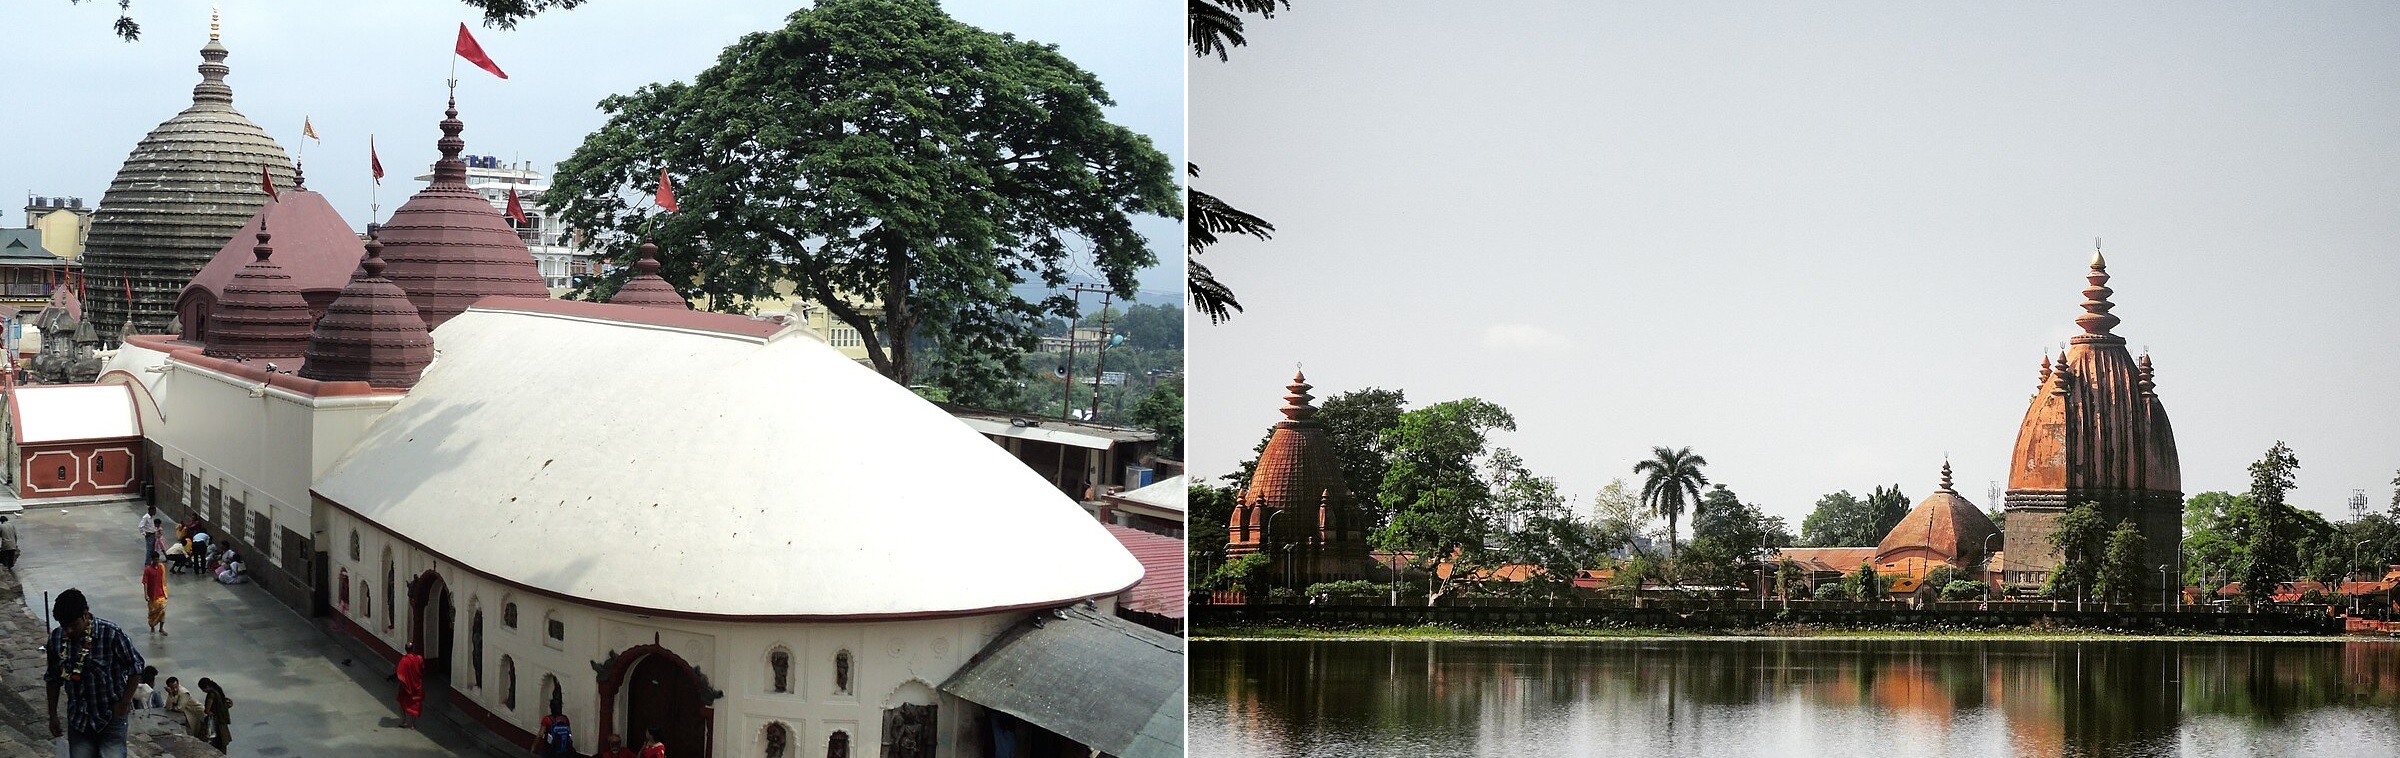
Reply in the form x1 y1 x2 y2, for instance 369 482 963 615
123 276 133 309
454 23 509 79
371 135 385 185
261 166 279 199
506 187 528 225
656 168 677 213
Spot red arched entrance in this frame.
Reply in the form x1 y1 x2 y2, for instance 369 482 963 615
597 644 716 756
406 569 455 681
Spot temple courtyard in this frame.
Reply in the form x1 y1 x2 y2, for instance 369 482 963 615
5 498 507 756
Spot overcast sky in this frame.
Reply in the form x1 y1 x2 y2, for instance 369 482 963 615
4 0 1182 299
1190 3 2400 528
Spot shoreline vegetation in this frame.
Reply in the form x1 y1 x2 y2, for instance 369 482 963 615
1192 622 2387 643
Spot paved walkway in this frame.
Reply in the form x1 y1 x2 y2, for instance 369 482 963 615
8 501 499 756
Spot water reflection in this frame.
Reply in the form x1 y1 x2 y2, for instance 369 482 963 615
1190 640 2400 758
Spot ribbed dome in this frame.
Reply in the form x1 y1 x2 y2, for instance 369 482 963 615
1226 371 1374 581
82 34 295 342
178 181 368 344
202 221 315 362
301 237 435 388
374 96 548 329
606 242 690 310
1876 462 2000 566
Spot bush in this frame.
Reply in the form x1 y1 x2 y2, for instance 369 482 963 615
1304 580 1384 598
1941 580 1987 601
1924 565 1967 590
1813 582 1853 601
1204 553 1273 594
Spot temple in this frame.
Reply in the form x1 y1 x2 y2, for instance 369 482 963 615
1774 461 2003 593
1224 371 1376 583
2001 249 2183 587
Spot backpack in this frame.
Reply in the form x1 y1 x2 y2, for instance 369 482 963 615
544 718 574 756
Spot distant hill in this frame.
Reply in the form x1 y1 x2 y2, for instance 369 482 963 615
1012 274 1180 312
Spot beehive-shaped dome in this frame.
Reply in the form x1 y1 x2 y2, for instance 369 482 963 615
81 30 296 341
301 237 434 388
372 96 547 329
178 168 368 344
606 242 689 310
202 221 314 362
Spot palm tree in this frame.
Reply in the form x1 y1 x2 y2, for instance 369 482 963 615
1633 446 1710 557
1187 2 1286 324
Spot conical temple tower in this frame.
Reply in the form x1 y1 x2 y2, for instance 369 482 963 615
372 96 549 329
607 241 690 310
201 220 315 362
1225 372 1375 585
300 236 435 388
81 14 296 342
2002 248 2182 588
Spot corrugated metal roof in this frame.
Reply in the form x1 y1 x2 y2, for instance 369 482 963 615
940 605 1183 758
955 415 1117 450
12 384 140 443
1104 524 1184 619
1111 475 1186 512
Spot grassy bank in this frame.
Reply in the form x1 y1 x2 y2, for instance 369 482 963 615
1192 621 2359 642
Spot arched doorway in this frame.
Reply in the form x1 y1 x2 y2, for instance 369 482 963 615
407 570 455 682
598 645 715 757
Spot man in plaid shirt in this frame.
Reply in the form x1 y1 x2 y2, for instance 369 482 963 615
45 589 145 757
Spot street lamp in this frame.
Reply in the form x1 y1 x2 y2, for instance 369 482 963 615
2159 564 2170 610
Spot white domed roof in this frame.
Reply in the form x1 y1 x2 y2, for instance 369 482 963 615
311 298 1143 618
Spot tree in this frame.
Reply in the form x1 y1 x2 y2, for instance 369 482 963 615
1587 478 1651 557
1372 398 1516 599
1130 378 1183 458
2096 519 2151 605
1864 485 1912 540
2182 491 2249 588
2236 441 2302 606
1797 487 1909 548
78 0 589 42
1116 303 1183 350
1632 446 1710 556
1185 480 1239 575
1485 450 1592 600
2044 502 2106 602
1848 562 1884 601
1187 2 1288 322
549 0 1180 391
1683 484 1776 585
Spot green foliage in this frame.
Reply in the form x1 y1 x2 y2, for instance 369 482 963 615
1486 450 1592 600
2044 502 2107 600
1940 580 1988 601
549 0 1179 389
1797 486 1909 548
1812 581 1853 601
2236 441 2302 606
1185 482 1239 573
2182 491 2249 587
1303 580 1383 598
1373 399 1517 592
1682 484 1778 585
1115 304 1183 351
1632 446 1710 556
1847 562 1884 601
1186 2 1287 321
2095 519 2151 604
1203 552 1273 595
1924 565 1967 590
1130 378 1183 458
1587 479 1652 556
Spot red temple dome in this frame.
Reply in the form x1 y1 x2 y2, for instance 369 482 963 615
606 241 689 310
201 220 315 362
178 178 366 344
1225 371 1374 583
372 96 548 329
301 237 435 388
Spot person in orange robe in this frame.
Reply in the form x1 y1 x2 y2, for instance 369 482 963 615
141 556 169 635
395 643 425 728
640 727 666 758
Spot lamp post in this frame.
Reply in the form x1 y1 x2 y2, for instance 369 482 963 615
2159 564 2170 611
1980 533 2001 595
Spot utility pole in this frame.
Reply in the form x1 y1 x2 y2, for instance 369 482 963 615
1087 291 1116 421
1058 285 1107 419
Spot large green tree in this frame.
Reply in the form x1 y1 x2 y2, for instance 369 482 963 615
1632 446 1710 556
548 0 1179 390
1798 486 1911 548
1130 377 1183 458
1186 480 1239 577
1683 484 1786 586
2182 491 2249 589
2235 441 2302 606
1372 398 1516 598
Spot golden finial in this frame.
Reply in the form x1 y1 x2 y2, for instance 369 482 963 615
210 4 221 40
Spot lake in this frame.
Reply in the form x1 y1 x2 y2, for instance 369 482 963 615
1190 638 2400 757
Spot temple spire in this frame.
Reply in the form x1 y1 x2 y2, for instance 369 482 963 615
1939 459 1955 493
2137 353 2157 396
2076 242 2121 338
1279 371 1317 423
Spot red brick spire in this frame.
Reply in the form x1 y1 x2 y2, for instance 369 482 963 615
203 218 314 361
606 241 689 310
2075 245 2121 340
372 95 548 329
301 236 435 388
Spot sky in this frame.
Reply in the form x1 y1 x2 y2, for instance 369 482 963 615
1190 3 2400 529
3 0 1184 300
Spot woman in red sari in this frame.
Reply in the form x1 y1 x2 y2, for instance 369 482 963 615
396 642 425 728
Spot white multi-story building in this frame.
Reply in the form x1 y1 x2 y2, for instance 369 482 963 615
413 155 596 289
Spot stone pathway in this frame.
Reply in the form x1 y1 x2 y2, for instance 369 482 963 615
3 501 503 756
